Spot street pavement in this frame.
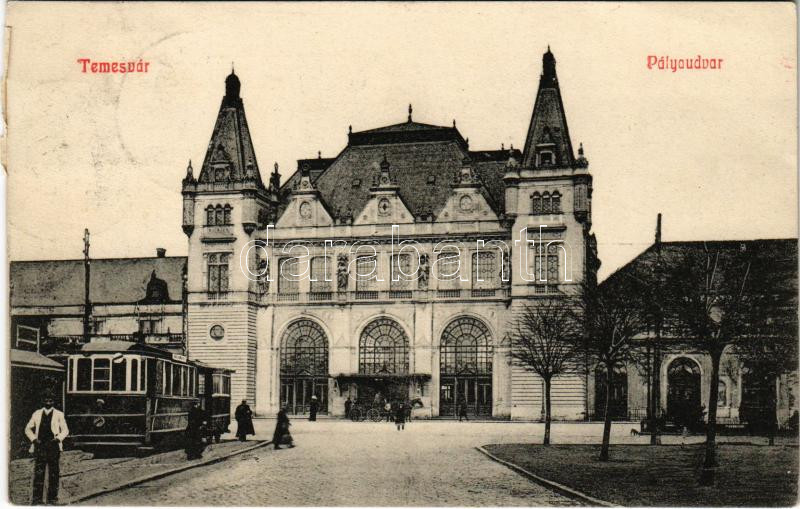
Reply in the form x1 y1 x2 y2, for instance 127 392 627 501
83 419 590 506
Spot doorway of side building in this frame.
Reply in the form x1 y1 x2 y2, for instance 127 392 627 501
667 357 702 429
439 317 493 417
280 319 329 415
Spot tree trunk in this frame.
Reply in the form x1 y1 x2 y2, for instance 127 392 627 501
650 342 661 445
544 377 552 446
599 366 613 461
700 348 722 486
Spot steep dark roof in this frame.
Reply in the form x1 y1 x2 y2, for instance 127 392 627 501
521 48 576 169
296 156 336 182
10 257 186 307
10 349 65 370
280 123 517 220
197 71 265 188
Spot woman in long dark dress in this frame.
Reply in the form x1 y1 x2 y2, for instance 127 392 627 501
235 400 255 441
309 395 319 422
272 407 294 449
185 401 207 460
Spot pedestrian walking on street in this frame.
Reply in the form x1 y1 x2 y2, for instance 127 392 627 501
344 396 353 419
273 406 294 449
384 400 392 422
394 401 406 431
309 395 319 421
235 400 255 442
458 396 469 422
25 392 69 505
185 401 207 460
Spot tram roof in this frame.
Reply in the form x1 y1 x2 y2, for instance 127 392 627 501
80 341 175 358
11 348 65 371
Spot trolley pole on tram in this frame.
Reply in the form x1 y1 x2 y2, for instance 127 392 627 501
83 228 92 346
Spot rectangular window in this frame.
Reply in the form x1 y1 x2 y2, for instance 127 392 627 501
532 244 560 285
207 253 230 293
139 318 161 335
437 251 461 290
172 364 180 395
16 325 40 351
212 374 221 395
390 254 412 290
356 255 379 291
198 375 206 396
472 251 498 289
130 358 139 392
111 357 127 391
278 257 300 294
165 362 172 396
92 358 111 391
310 256 332 292
76 358 92 391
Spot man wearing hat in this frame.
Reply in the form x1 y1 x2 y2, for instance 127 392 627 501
25 392 69 505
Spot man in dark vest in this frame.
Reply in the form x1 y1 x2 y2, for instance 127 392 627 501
25 392 69 504
309 395 319 421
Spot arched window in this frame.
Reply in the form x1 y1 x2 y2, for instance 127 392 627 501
280 319 329 376
215 205 224 225
532 193 543 214
542 192 552 214
440 317 493 376
223 204 232 225
206 206 214 225
359 318 409 375
551 191 561 213
717 380 728 406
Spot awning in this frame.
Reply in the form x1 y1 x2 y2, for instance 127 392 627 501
10 349 65 372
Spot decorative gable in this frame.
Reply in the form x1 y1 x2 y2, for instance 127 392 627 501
275 165 333 228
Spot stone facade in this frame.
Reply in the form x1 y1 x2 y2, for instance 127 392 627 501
181 49 599 419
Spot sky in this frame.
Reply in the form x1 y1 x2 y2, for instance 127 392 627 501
5 2 797 281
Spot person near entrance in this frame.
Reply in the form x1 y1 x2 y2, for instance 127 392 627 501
309 395 319 421
185 401 208 460
235 400 255 441
384 400 392 422
273 406 294 449
458 396 469 422
25 392 69 505
344 397 353 419
394 401 406 431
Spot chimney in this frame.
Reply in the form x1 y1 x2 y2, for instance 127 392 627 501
156 248 166 258
655 214 662 245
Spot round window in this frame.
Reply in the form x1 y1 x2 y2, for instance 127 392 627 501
210 325 225 341
459 195 473 212
299 201 312 219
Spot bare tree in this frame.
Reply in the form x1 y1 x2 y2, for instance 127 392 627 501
507 298 583 445
662 243 763 485
576 278 647 461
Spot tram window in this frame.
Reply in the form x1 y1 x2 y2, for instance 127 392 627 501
130 358 139 392
141 360 147 391
111 357 127 391
93 358 111 391
172 364 180 395
165 362 172 396
77 358 91 391
182 367 188 396
198 376 206 396
223 375 231 395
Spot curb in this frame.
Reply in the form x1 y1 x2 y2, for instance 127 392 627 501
61 440 271 505
475 446 616 507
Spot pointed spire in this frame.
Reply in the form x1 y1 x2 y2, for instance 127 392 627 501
655 213 662 245
270 162 281 190
197 70 264 188
348 125 353 134
408 104 413 122
521 47 576 169
453 119 457 128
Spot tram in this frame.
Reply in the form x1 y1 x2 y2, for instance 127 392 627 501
64 341 232 452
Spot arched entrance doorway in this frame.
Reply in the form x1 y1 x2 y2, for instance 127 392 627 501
594 364 628 420
280 319 329 415
667 357 702 429
357 318 410 405
439 317 493 417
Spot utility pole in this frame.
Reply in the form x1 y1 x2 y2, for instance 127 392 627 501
650 214 663 445
82 229 92 346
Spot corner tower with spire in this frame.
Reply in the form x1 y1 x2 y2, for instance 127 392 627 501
181 70 279 408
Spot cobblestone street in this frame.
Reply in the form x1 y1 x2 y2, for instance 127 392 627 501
84 420 586 506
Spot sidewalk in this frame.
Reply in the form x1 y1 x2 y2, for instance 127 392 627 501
9 439 268 505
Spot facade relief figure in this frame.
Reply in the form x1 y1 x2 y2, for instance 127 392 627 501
418 254 430 289
501 252 511 286
257 257 270 295
337 255 349 291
